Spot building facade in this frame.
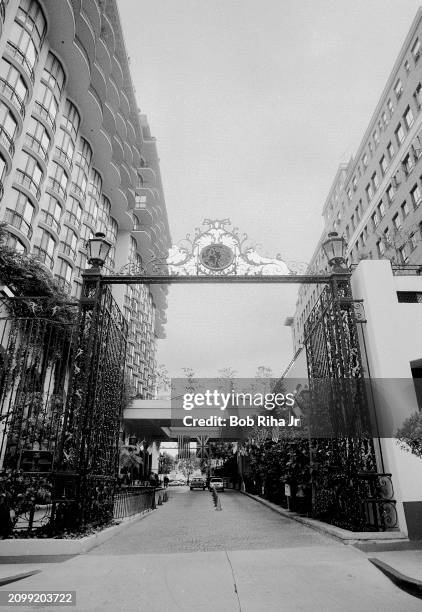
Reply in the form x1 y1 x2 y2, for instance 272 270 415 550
0 0 171 397
290 8 422 352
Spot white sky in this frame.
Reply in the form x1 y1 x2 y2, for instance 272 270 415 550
118 0 422 378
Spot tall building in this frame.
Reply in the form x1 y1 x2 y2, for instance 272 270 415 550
0 0 171 397
289 8 422 352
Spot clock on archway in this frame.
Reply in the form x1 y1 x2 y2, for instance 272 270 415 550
199 244 234 271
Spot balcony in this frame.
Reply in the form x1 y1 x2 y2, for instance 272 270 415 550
34 101 56 132
0 126 15 157
4 208 33 239
40 210 61 236
65 211 81 230
32 246 54 270
55 146 73 172
48 177 67 200
70 181 86 200
25 133 49 163
59 241 77 260
15 170 41 199
0 78 25 118
6 41 35 83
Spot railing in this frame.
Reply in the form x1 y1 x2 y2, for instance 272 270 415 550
113 487 156 519
4 208 33 238
40 210 60 235
6 41 35 83
32 245 54 269
55 146 73 172
54 275 72 295
0 125 15 156
59 241 76 260
15 170 41 199
25 133 49 162
48 177 67 199
0 77 25 117
70 181 85 199
65 211 81 230
391 263 422 276
34 101 56 132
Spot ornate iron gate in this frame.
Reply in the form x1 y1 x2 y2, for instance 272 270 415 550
304 273 397 531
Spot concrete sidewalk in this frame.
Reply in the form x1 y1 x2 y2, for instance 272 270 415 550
0 545 421 611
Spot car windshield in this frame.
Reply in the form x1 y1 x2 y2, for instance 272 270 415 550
210 478 222 482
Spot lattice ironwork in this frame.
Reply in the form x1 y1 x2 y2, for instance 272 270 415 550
303 274 397 531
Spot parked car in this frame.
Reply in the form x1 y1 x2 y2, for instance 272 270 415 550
209 477 224 492
190 477 206 490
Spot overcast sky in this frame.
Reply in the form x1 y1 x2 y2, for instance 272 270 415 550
118 0 422 378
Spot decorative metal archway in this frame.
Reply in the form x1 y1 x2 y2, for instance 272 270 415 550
0 219 396 533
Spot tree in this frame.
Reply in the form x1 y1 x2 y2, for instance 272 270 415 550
158 452 175 474
396 412 422 459
177 455 201 481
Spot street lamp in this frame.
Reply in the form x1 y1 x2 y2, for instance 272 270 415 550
322 231 348 271
87 231 112 269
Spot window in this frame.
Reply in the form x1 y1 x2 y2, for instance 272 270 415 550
66 195 83 228
414 83 422 109
399 243 409 263
380 155 388 175
56 127 74 168
0 154 6 182
360 232 366 247
362 153 368 168
48 161 68 198
401 200 410 217
404 59 411 74
8 22 38 79
387 141 395 159
35 82 59 128
355 204 361 222
347 187 352 201
62 100 80 141
365 183 374 202
412 38 421 62
0 100 17 156
5 232 26 253
16 151 43 196
33 227 56 268
404 106 414 129
377 240 385 256
372 171 379 190
345 224 350 239
352 176 357 191
387 98 394 116
394 78 403 99
386 183 395 203
373 130 379 147
371 211 380 228
74 138 92 175
395 123 405 145
26 116 50 161
75 251 87 278
410 233 418 250
4 188 35 237
59 226 78 259
72 164 87 198
384 227 392 244
55 257 72 292
42 53 65 100
351 213 355 230
382 111 389 128
393 213 401 229
0 59 28 114
410 184 422 208
368 141 373 156
378 200 386 218
41 194 62 233
403 152 415 175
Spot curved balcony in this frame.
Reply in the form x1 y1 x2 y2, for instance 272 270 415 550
32 246 55 270
15 170 41 200
138 166 156 186
112 133 124 162
0 126 15 157
70 181 86 200
107 76 120 110
39 210 61 236
0 0 6 23
5 42 35 84
76 12 96 69
96 36 112 76
25 134 49 163
81 0 101 36
112 54 124 88
47 177 67 201
92 62 107 103
116 112 127 140
123 141 133 166
0 78 25 120
34 101 56 133
54 147 73 173
119 161 131 188
88 85 103 117
120 89 131 118
59 241 77 261
4 208 33 239
65 210 82 231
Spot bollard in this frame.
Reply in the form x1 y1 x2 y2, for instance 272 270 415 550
215 495 222 511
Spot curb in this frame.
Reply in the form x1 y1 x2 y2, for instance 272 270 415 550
368 557 422 599
240 491 407 544
0 509 157 557
0 570 41 587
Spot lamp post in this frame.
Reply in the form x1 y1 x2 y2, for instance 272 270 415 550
322 231 348 272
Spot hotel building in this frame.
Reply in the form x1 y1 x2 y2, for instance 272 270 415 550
0 0 171 398
289 8 422 354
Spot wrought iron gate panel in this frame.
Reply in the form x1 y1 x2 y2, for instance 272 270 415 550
303 275 396 530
